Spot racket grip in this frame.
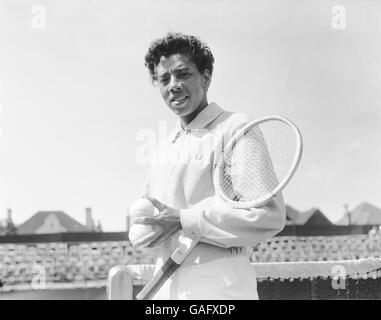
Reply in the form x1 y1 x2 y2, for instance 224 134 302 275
136 238 199 300
136 257 179 300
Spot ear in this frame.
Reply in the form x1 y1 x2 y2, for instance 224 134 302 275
202 69 212 91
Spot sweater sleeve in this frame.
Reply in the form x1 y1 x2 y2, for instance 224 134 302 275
180 192 286 248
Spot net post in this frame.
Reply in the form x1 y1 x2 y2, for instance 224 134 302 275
106 266 135 300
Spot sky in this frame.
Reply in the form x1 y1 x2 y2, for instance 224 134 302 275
0 0 380 231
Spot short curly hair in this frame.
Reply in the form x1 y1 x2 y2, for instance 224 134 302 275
144 32 215 82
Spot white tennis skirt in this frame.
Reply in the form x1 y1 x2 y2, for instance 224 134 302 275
152 255 258 300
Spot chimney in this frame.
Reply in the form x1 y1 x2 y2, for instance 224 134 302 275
344 204 351 226
6 208 17 234
7 208 12 223
85 207 95 231
96 220 102 232
126 208 130 232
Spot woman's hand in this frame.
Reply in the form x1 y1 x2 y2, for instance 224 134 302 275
132 196 182 245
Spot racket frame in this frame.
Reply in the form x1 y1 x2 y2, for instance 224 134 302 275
213 115 303 209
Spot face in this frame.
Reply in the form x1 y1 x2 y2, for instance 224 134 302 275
154 54 211 124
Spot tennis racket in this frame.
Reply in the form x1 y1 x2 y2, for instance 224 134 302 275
136 115 303 300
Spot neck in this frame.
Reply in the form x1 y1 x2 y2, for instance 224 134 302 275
181 100 209 126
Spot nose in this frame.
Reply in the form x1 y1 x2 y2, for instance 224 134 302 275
169 76 182 93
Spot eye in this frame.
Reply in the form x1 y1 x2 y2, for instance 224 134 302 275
159 77 169 85
179 72 191 78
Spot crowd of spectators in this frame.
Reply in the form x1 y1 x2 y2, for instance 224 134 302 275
0 241 156 286
0 232 380 287
250 233 381 262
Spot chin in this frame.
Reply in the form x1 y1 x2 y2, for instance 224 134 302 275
173 108 189 117
170 103 194 115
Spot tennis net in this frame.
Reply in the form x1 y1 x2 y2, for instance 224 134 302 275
107 258 381 300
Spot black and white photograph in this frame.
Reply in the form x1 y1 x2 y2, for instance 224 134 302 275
0 0 380 303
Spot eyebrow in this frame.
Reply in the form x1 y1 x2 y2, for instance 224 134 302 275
174 66 191 72
158 66 191 77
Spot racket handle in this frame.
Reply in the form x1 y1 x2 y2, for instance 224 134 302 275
136 257 179 300
136 237 199 300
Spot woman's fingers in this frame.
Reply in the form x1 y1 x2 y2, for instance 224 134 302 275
154 225 182 245
133 216 179 225
144 195 165 211
133 216 160 225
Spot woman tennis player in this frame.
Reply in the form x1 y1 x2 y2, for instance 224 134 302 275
130 32 286 299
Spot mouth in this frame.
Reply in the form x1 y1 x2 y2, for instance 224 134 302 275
170 95 189 105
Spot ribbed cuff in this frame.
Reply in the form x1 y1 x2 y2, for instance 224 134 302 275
180 208 201 240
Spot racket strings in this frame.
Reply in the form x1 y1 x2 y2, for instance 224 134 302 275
220 120 296 203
